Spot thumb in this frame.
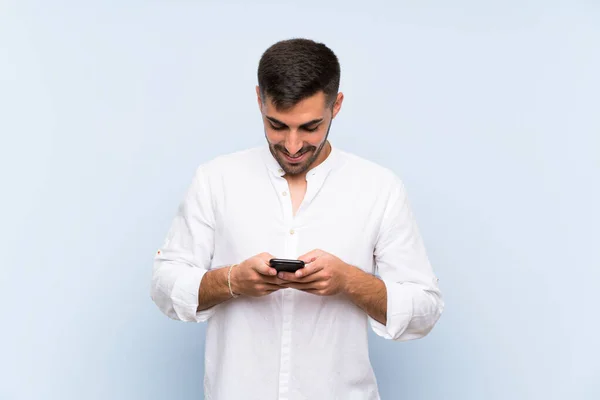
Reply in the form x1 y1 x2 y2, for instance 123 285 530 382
254 253 277 276
298 249 321 264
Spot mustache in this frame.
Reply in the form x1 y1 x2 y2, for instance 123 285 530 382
274 145 315 158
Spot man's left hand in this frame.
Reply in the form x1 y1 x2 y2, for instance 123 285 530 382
277 249 356 296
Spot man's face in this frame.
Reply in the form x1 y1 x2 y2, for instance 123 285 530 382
257 89 343 176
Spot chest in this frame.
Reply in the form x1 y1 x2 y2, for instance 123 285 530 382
211 173 384 273
287 178 307 216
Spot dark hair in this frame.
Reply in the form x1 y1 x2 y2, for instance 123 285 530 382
257 38 341 111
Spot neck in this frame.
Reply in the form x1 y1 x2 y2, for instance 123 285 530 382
287 141 332 183
314 140 332 167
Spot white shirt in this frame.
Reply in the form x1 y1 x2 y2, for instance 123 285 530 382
150 144 444 400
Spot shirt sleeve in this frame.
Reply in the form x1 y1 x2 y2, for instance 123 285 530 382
369 173 444 341
150 165 217 323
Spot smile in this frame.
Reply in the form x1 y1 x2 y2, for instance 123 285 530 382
283 152 309 163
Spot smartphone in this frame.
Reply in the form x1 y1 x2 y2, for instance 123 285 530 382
269 258 305 273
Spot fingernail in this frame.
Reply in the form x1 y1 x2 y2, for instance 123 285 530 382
277 272 284 279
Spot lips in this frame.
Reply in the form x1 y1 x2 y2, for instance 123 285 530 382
283 151 308 163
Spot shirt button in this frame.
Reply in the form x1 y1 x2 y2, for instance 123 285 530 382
282 191 288 196
289 229 295 235
278 168 284 174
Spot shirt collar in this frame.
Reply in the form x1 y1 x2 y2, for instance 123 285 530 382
261 143 340 179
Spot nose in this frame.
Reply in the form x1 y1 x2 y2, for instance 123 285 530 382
283 131 303 156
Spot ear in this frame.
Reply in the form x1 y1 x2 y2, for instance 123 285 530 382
256 85 263 112
332 92 344 119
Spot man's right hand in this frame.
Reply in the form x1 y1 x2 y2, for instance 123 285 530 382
230 252 285 297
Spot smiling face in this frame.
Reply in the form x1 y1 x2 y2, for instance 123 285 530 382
257 88 344 176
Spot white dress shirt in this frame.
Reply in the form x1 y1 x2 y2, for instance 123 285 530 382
150 143 443 400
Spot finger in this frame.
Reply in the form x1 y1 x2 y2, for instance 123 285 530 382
279 282 319 291
277 268 323 282
276 271 297 281
262 253 280 276
261 276 288 285
293 261 324 279
253 287 281 297
253 263 276 276
297 249 324 264
253 256 277 276
259 283 284 290
277 262 323 281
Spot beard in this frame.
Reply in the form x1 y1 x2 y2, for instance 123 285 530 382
267 119 332 176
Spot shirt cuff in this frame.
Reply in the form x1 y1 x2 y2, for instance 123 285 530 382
369 278 437 341
171 266 215 322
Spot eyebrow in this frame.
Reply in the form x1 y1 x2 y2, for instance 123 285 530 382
266 116 324 129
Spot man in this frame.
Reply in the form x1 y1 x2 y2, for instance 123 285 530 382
151 38 443 400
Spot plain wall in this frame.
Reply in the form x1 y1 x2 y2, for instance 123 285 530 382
1 1 598 399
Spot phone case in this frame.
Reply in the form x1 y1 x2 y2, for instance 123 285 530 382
269 259 305 272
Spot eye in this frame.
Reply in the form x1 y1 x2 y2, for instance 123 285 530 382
303 125 320 132
269 123 287 131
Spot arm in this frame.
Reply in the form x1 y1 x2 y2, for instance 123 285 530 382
277 174 442 337
150 165 221 322
343 266 387 325
196 267 232 312
369 173 444 341
151 166 287 320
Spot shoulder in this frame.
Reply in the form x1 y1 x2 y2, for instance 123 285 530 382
335 149 412 217
336 147 401 188
193 146 264 179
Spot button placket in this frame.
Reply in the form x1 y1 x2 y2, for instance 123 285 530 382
278 176 296 399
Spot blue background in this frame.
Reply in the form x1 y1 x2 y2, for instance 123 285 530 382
1 1 598 399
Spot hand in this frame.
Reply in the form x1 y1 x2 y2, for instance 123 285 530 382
277 249 354 296
230 252 287 297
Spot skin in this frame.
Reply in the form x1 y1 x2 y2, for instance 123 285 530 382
197 88 388 326
277 250 388 325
